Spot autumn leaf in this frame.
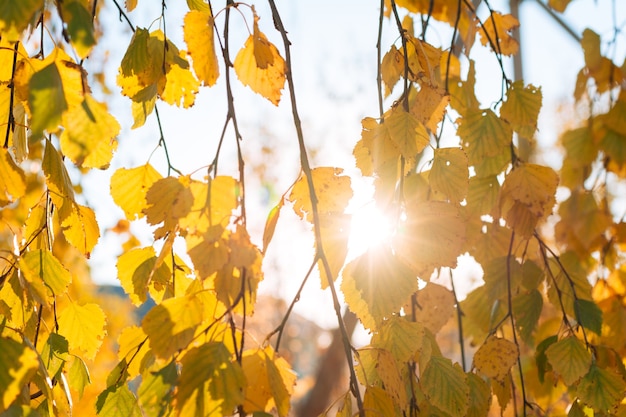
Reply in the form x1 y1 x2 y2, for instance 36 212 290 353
381 45 404 95
117 247 171 306
473 336 518 383
19 249 72 296
28 61 68 137
0 0 42 42
385 107 430 158
288 167 352 222
96 384 142 417
62 0 96 59
371 316 424 364
117 326 150 380
0 148 26 207
234 20 285 105
457 109 512 165
184 10 219 86
0 337 39 413
110 164 163 220
478 11 519 56
576 365 626 413
317 212 351 288
545 336 591 386
363 386 396 417
58 302 107 360
60 203 100 257
144 176 194 238
421 356 469 417
262 200 282 254
500 81 542 138
413 283 456 334
429 147 469 204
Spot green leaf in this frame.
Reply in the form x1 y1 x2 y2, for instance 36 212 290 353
371 317 424 364
576 365 626 413
62 0 96 58
545 336 591 386
500 81 542 138
466 175 499 215
0 148 26 207
29 62 68 138
186 0 210 11
0 337 39 413
68 355 91 399
117 247 170 306
421 356 469 417
41 333 70 379
429 147 469 204
574 299 603 335
58 302 106 360
0 0 42 42
457 109 512 166
535 335 558 383
177 343 245 415
467 372 491 417
20 249 72 296
138 361 176 417
96 384 142 417
43 139 75 208
512 289 543 343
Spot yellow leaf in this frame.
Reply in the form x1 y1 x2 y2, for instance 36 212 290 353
500 81 542 138
548 0 572 12
414 283 455 334
43 139 75 211
28 61 68 137
467 175 500 216
317 213 351 288
0 147 26 207
262 200 282 254
467 372 492 417
184 10 219 86
576 365 626 413
20 249 72 296
385 107 430 158
117 325 150 380
288 167 352 222
429 147 469 204
125 0 137 11
363 386 397 417
394 201 466 276
457 109 512 165
234 33 285 105
144 176 194 239
371 316 424 364
381 45 404 95
478 12 519 56
421 356 469 417
58 302 107 360
410 84 449 133
117 247 171 306
160 54 199 108
142 293 204 358
186 225 230 279
341 245 417 331
0 0 42 42
358 117 401 176
241 347 296 417
473 336 518 383
179 175 239 233
60 203 100 257
60 95 120 169
62 0 96 59
130 84 157 128
110 164 163 220
0 337 39 413
406 36 443 86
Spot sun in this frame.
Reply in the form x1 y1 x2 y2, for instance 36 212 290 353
347 202 395 257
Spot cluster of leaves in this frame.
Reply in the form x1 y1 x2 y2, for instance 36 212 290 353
1 0 626 416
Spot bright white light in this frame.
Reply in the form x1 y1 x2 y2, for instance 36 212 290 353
348 202 394 257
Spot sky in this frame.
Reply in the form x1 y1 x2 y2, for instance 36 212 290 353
82 0 625 329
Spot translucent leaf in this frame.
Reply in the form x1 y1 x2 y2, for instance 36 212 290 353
58 302 106 360
0 148 26 207
473 336 518 383
0 0 42 42
545 336 591 386
574 299 603 335
60 203 100 256
110 164 163 220
413 283 455 334
482 256 523 302
410 84 449 133
43 139 75 207
512 289 542 343
548 0 572 12
62 1 96 59
137 361 176 417
20 249 71 296
186 226 230 280
186 0 210 12
381 45 404 95
546 251 594 322
288 167 352 222
28 62 68 137
144 176 194 238
466 175 499 216
576 365 626 413
130 85 157 128
371 316 424 364
341 245 417 330
160 56 199 108
394 201 466 276
262 200 282 254
500 81 542 138
60 95 120 169
478 11 519 56
179 176 239 233
317 213 351 288
421 356 469 417
429 147 469 204
96 384 142 417
385 107 430 158
142 294 204 358
184 10 219 86
68 355 91 398
535 335 558 383
457 109 512 166
117 247 170 306
356 348 406 408
234 30 285 105
0 337 39 413
177 343 245 415
41 333 70 379
117 325 150 380
125 0 137 11
241 347 296 417
467 372 491 417
363 386 396 417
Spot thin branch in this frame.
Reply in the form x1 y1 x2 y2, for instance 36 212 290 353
449 270 467 371
3 41 19 149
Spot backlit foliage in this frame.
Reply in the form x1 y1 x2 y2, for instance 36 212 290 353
0 0 626 416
